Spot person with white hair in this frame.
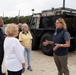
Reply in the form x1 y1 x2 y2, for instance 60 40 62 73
19 23 33 71
4 23 25 75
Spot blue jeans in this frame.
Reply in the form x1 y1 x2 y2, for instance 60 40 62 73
24 47 31 67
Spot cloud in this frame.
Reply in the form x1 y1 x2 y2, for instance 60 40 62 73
0 0 76 17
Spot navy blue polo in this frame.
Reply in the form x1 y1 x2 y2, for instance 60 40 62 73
53 29 70 56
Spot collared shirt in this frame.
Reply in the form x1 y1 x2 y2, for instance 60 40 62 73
19 31 33 48
53 29 70 56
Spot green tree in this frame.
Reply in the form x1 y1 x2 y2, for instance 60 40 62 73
2 15 31 24
3 17 9 24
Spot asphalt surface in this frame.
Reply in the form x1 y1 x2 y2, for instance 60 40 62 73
2 50 76 75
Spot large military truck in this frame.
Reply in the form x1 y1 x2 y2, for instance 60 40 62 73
30 7 76 56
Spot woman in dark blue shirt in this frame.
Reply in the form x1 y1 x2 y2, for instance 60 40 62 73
43 18 70 75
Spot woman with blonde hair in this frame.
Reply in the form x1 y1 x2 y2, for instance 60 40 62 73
19 23 33 71
43 18 70 75
4 23 25 75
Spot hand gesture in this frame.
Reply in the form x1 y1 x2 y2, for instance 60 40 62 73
42 40 49 46
53 43 60 51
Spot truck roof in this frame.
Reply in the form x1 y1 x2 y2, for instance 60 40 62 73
32 7 76 17
42 7 76 12
42 7 76 16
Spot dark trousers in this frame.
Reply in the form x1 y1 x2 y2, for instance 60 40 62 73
53 53 69 75
7 70 22 75
0 55 4 75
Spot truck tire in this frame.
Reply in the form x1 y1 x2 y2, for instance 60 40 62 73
31 32 37 50
40 33 53 56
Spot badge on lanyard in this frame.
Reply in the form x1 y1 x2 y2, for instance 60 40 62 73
54 31 57 35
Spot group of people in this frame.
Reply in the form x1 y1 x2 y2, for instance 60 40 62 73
0 18 33 75
0 17 70 75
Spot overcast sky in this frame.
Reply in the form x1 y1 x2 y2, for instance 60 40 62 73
0 0 76 17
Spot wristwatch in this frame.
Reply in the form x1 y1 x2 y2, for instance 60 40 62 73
60 44 63 47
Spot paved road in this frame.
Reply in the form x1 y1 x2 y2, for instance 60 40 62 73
2 50 76 75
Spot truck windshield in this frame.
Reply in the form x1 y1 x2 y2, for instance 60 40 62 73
65 17 76 29
40 16 55 28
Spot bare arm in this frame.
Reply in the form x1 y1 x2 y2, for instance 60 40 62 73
30 40 32 45
20 41 32 49
53 40 70 51
42 40 53 46
49 41 53 44
20 41 26 47
22 63 25 68
60 40 70 47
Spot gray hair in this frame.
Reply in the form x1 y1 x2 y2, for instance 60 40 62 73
22 23 29 32
18 23 22 26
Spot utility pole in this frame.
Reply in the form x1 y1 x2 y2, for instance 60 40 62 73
3 12 4 18
18 10 20 23
63 0 65 8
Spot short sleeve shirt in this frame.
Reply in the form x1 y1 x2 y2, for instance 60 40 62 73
64 32 70 41
19 31 33 48
53 30 70 56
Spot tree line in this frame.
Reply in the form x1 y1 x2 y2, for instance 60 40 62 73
2 16 31 25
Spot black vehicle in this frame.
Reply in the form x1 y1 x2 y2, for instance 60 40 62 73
30 7 76 56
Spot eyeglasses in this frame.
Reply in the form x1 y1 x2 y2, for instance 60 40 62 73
56 21 63 24
56 22 60 24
